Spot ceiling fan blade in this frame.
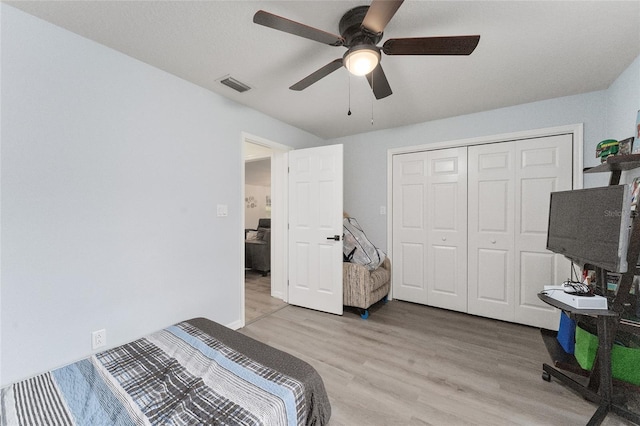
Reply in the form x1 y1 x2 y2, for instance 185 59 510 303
365 64 392 100
253 10 344 46
290 59 344 91
383 35 480 55
362 0 404 35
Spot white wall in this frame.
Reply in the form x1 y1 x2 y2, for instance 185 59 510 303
331 91 606 252
605 54 640 142
331 53 640 254
0 4 323 386
604 55 640 184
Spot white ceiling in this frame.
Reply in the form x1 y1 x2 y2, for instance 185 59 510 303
8 1 640 140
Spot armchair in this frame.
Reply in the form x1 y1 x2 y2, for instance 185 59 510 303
245 218 271 276
343 257 391 319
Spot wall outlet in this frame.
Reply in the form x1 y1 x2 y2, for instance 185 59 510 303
92 329 106 350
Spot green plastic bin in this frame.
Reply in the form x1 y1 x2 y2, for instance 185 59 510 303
575 326 640 386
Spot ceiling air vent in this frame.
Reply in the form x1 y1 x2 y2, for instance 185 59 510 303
219 76 251 93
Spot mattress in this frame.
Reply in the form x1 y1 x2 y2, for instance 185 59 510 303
0 317 331 425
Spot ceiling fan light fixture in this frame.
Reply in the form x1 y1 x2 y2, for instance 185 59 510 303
344 45 380 76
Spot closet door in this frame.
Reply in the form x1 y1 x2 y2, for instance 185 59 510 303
468 135 573 327
425 147 468 312
514 135 572 329
393 134 573 328
392 152 429 304
468 143 516 322
392 148 467 310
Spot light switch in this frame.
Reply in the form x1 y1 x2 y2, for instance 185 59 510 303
380 206 386 215
217 204 228 217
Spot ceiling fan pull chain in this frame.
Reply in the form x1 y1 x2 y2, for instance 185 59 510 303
371 99 374 126
347 70 352 116
371 72 374 125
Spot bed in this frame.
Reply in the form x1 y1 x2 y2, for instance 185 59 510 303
0 317 331 425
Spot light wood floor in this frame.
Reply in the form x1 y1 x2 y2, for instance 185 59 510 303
240 300 637 425
244 270 287 324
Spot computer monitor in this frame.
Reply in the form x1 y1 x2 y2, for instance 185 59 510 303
546 185 631 273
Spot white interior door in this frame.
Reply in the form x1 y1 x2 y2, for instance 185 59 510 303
468 142 516 322
288 144 343 315
426 147 468 312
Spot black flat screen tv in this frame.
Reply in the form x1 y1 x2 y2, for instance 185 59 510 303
546 185 631 273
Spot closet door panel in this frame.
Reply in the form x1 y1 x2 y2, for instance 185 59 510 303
468 143 515 321
392 153 429 304
517 177 558 317
426 147 468 312
477 180 510 231
399 242 424 288
432 246 459 293
514 134 573 329
519 250 555 307
476 248 510 302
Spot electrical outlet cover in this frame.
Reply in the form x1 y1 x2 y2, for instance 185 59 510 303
92 329 106 350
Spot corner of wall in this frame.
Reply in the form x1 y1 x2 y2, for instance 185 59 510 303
605 54 640 141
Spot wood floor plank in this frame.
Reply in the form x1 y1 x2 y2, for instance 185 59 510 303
240 300 637 425
244 270 287 324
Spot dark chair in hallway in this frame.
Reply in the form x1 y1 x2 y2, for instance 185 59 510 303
245 218 271 276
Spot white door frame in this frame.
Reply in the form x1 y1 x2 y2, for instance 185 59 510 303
240 132 292 328
386 123 584 300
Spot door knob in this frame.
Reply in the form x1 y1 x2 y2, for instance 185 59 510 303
442 237 447 241
491 239 496 244
327 235 341 241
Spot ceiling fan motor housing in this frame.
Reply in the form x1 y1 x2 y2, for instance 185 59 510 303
339 6 383 47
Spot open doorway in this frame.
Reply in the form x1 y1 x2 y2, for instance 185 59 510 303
242 136 290 325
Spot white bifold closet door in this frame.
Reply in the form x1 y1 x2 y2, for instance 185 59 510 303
392 147 468 312
467 135 573 329
392 134 573 329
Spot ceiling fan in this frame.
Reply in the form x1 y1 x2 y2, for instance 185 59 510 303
253 0 480 100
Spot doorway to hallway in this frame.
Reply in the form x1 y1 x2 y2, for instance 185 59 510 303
243 138 288 325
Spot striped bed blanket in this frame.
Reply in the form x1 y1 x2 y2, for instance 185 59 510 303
1 318 331 425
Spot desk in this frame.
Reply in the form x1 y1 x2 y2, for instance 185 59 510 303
538 293 639 426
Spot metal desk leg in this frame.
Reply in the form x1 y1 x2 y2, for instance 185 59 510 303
586 315 617 426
